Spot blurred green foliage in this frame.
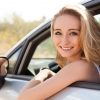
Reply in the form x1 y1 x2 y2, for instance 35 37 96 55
0 14 46 55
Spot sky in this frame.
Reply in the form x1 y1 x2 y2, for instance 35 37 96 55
0 0 83 22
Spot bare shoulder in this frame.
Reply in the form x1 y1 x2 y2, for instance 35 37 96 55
64 59 92 71
61 60 94 82
73 60 92 69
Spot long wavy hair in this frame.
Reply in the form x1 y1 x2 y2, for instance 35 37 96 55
51 4 100 68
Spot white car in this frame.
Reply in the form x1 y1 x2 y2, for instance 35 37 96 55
0 0 100 100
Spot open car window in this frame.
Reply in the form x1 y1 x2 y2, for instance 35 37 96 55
28 37 56 75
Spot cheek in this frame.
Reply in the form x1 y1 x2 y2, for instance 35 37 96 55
72 37 80 47
52 36 60 45
75 40 81 50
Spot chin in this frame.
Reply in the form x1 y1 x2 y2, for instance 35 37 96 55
61 54 72 58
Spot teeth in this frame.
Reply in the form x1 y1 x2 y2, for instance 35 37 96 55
62 47 71 50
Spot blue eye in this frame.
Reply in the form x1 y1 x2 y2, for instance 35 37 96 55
54 32 62 35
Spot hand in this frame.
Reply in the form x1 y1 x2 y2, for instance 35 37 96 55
34 69 56 82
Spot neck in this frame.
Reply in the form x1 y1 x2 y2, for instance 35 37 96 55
66 55 82 64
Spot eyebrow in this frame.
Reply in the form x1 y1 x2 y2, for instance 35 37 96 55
53 29 61 31
53 28 80 31
68 29 80 31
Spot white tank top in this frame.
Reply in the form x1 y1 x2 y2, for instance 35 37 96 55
94 63 100 76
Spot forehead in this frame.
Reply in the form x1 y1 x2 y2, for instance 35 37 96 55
54 14 80 30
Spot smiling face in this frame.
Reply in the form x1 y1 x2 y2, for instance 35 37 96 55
52 14 82 62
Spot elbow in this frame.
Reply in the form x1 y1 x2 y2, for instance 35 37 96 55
18 94 24 100
18 90 38 100
18 95 23 100
18 91 29 100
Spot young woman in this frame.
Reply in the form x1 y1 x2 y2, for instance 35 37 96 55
18 3 100 100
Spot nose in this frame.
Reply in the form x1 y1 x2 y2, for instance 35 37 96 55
61 35 70 45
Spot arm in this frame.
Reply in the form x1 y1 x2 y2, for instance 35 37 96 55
21 69 55 91
18 61 91 100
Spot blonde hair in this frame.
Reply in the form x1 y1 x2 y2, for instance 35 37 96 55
51 4 100 68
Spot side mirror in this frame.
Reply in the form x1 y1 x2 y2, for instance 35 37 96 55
0 57 9 88
0 57 9 76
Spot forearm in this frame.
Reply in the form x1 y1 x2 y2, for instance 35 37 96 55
18 78 41 100
21 78 41 92
18 69 56 100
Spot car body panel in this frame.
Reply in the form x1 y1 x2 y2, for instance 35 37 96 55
48 87 100 100
0 78 100 100
0 78 27 100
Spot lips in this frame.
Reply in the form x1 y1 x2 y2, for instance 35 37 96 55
60 46 73 51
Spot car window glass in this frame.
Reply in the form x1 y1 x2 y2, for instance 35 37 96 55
28 37 56 75
8 48 21 73
34 37 56 58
